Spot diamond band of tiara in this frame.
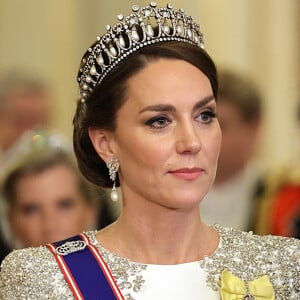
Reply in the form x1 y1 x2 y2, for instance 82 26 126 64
77 2 204 101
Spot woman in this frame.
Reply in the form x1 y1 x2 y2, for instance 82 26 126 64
1 3 299 299
0 130 101 260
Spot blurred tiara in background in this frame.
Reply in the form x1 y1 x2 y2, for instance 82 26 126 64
1 128 73 177
77 2 204 102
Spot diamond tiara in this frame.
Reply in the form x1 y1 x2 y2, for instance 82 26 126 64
77 2 204 101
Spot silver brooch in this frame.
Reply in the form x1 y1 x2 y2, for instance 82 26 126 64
55 240 87 256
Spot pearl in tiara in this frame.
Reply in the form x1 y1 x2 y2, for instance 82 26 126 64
77 2 205 102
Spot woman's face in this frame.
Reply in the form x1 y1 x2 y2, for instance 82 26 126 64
100 59 221 209
9 164 97 247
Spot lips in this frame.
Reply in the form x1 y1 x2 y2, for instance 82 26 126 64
168 168 204 180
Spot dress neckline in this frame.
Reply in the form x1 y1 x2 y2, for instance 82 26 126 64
85 224 223 266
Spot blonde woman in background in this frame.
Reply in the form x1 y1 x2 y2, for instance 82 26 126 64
0 130 101 262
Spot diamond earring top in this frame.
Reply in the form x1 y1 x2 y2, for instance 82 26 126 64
107 157 120 202
77 2 205 102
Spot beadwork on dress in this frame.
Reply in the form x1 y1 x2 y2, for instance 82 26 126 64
0 225 299 299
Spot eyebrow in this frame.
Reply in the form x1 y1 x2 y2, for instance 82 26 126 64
139 95 215 114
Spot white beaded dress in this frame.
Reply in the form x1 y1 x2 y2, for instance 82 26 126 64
0 225 299 299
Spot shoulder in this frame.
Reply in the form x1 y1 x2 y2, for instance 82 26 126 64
0 246 73 299
219 224 299 249
217 225 299 268
212 225 300 298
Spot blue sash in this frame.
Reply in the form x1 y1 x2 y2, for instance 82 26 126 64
47 233 124 300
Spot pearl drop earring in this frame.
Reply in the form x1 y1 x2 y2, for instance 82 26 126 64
107 157 119 202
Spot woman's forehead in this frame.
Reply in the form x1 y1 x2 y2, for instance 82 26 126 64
125 59 211 99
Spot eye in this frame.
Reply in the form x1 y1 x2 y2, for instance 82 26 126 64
57 198 75 210
196 110 216 123
145 115 171 129
20 204 39 216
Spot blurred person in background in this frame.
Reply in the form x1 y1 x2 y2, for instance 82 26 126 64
0 70 50 161
254 100 300 238
0 71 52 262
0 130 105 262
201 70 263 231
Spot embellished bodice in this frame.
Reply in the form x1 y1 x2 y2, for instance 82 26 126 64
0 225 299 299
201 226 300 299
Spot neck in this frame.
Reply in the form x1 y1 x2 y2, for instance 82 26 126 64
97 200 219 264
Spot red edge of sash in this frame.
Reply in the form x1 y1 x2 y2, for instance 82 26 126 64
46 243 84 300
80 233 125 300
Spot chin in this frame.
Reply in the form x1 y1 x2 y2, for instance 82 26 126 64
167 192 205 209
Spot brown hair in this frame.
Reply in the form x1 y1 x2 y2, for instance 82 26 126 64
217 70 262 122
73 42 217 187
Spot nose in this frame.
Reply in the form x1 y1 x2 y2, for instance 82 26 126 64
176 120 201 154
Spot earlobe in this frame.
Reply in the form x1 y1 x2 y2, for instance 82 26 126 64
88 127 115 163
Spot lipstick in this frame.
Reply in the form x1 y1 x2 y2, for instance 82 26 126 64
168 168 204 180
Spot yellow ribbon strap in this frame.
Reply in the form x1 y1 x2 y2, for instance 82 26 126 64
220 269 275 300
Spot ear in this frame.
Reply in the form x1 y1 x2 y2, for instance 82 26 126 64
88 127 116 164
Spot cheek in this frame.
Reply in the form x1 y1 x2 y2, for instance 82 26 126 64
207 128 222 157
59 204 86 222
59 208 92 232
116 137 173 190
19 218 39 233
11 215 38 239
118 134 171 169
